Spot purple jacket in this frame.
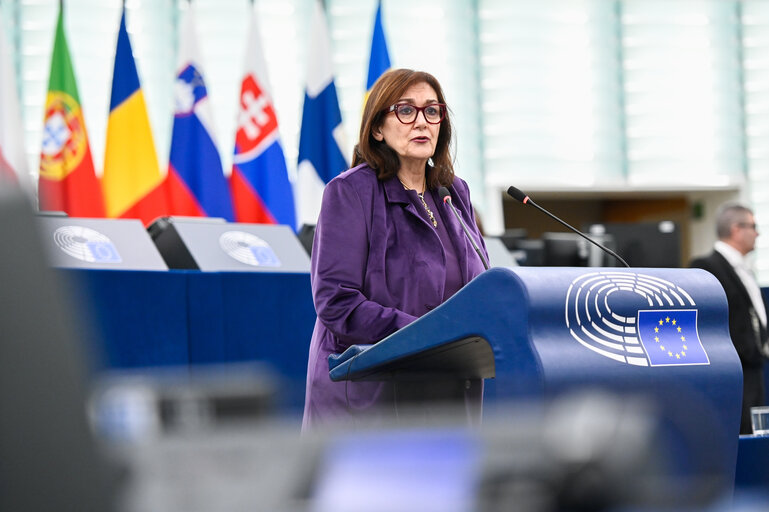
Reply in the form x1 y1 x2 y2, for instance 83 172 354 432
302 163 488 429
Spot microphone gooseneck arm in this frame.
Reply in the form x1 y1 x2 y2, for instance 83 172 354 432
506 186 630 268
438 187 490 271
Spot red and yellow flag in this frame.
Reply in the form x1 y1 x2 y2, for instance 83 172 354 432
38 6 104 216
102 9 168 225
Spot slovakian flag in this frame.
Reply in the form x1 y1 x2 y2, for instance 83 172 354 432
365 1 391 97
296 0 348 227
229 4 296 228
38 6 104 217
0 9 30 191
101 9 168 226
165 6 233 221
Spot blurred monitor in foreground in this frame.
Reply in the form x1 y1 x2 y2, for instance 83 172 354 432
108 391 732 512
90 364 278 442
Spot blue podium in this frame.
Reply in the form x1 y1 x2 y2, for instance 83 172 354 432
330 267 743 487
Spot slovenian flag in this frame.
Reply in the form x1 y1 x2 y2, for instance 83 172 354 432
296 0 348 227
0 8 29 191
366 1 391 95
165 5 233 221
38 5 104 217
102 8 168 225
229 4 296 228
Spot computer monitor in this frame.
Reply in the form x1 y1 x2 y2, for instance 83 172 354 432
588 221 680 268
497 228 528 251
542 232 589 267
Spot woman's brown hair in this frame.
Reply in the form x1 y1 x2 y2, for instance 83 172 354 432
352 69 455 189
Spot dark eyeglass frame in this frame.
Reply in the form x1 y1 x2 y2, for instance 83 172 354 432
737 222 758 231
384 103 447 124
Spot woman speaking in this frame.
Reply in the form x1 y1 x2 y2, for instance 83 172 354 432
302 69 488 429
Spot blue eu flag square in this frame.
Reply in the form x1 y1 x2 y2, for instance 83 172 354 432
86 241 122 263
637 310 710 366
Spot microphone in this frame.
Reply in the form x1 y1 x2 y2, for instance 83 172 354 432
506 186 630 268
438 187 489 270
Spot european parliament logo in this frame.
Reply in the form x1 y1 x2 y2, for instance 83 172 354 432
565 271 710 367
219 231 280 267
637 310 709 366
53 226 122 263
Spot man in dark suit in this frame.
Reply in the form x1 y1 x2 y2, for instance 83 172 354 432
690 202 769 434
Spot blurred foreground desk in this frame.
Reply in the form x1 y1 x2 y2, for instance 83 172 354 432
61 269 315 411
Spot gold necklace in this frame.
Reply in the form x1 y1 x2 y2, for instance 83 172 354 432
398 176 437 228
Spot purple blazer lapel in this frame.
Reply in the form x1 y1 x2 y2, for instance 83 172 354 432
383 175 436 230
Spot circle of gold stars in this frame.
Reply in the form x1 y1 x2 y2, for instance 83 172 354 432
653 316 688 359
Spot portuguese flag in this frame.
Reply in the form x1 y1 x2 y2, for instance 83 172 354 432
38 6 104 217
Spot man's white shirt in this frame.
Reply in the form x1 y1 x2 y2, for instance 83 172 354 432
715 240 767 327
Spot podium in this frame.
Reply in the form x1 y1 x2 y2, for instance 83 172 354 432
330 267 743 487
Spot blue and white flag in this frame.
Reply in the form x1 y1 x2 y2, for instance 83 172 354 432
296 0 348 227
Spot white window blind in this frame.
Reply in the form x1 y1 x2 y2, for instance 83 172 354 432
478 0 624 192
621 0 744 186
742 0 769 283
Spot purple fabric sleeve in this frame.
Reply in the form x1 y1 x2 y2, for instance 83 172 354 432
311 177 417 347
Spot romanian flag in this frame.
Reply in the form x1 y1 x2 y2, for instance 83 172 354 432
229 4 296 228
366 1 391 96
102 9 168 226
165 6 233 221
38 6 104 217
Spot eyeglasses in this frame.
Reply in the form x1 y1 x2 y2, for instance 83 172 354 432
738 222 758 231
384 103 446 124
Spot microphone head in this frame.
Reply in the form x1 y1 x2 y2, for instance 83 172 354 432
438 186 452 203
507 186 528 203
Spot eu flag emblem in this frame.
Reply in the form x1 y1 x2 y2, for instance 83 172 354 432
85 241 122 263
637 310 710 366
